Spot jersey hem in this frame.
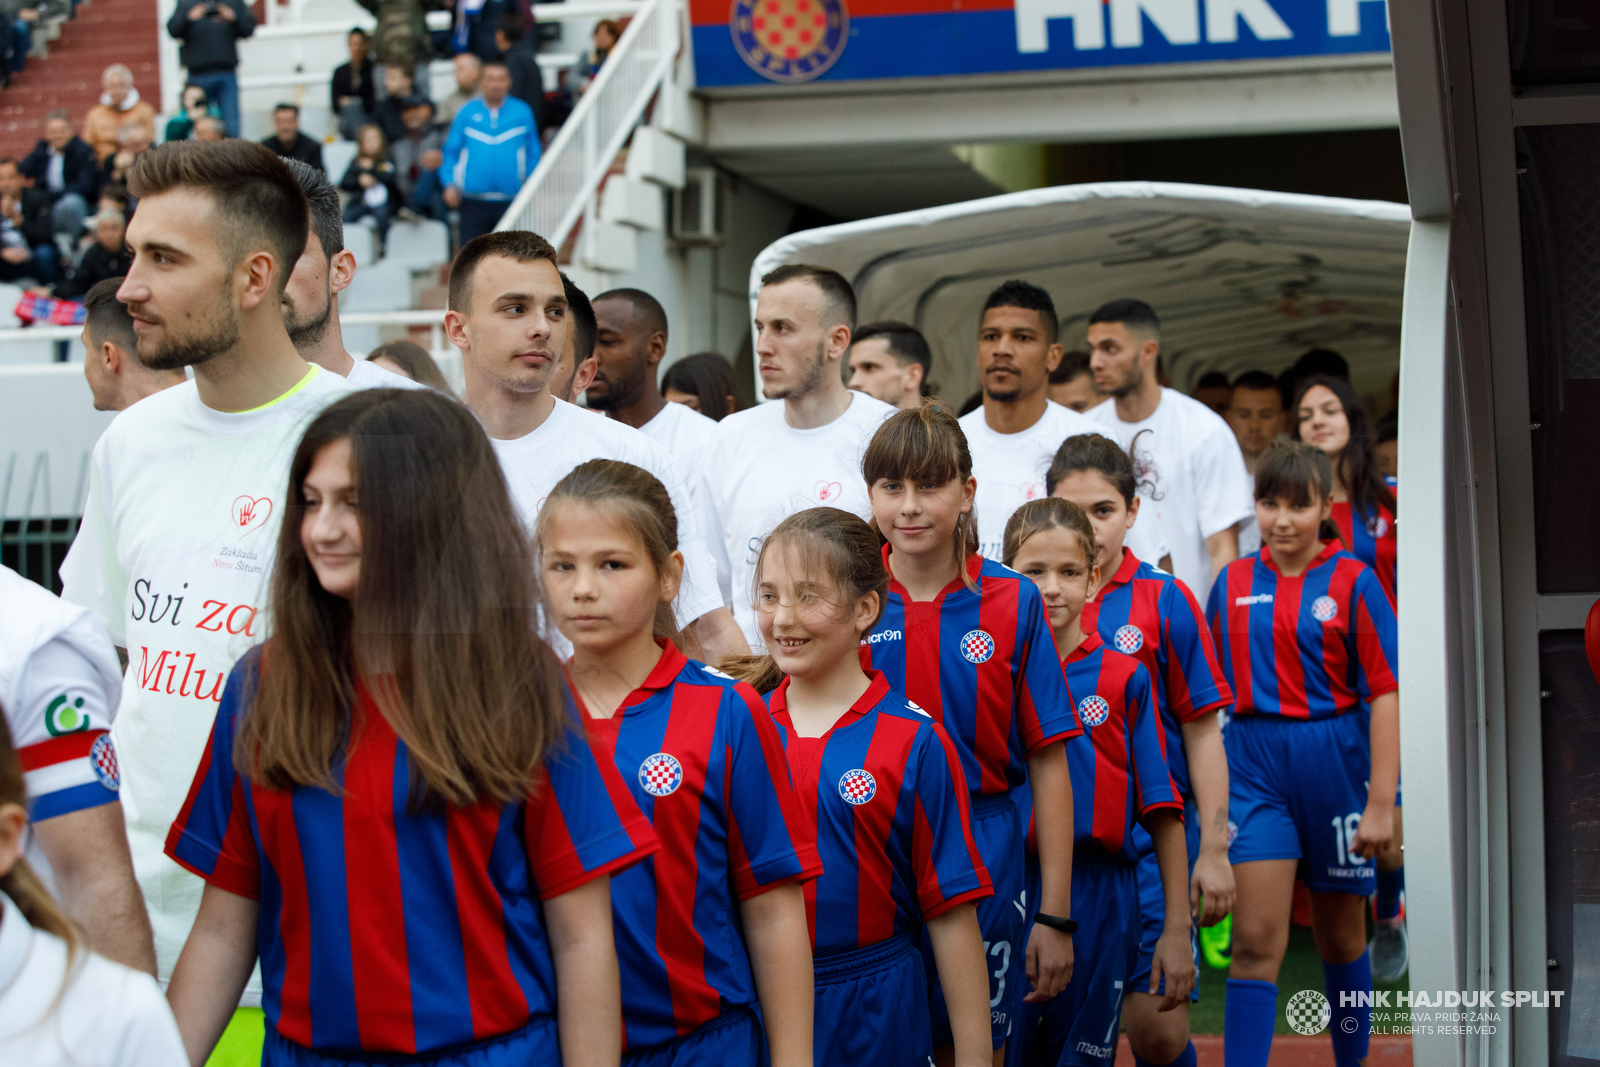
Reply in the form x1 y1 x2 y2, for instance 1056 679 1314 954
165 838 262 901
920 883 995 923
733 851 825 902
535 829 659 900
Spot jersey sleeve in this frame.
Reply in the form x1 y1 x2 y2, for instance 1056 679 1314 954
164 653 261 899
722 683 823 900
910 722 994 920
1193 423 1257 540
1348 568 1399 701
1124 664 1183 818
58 441 127 646
1157 578 1233 721
1014 580 1082 755
525 699 660 900
13 637 119 820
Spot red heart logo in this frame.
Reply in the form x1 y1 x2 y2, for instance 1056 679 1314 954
815 480 842 502
1021 481 1045 501
231 495 273 537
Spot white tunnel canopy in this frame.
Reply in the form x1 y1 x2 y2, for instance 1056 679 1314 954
749 181 1412 406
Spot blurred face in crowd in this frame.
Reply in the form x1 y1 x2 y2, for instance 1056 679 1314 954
1087 320 1158 399
103 68 132 107
847 337 920 409
274 108 299 142
754 278 844 402
348 31 368 63
454 52 482 94
480 65 511 106
587 295 661 411
383 65 413 98
1296 384 1351 459
1228 384 1285 457
0 161 21 198
45 118 73 150
195 118 225 141
977 304 1060 404
1049 370 1101 413
1193 381 1231 415
96 213 126 252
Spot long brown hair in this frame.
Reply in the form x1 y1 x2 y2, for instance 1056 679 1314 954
535 459 700 659
241 389 568 808
1001 498 1099 572
0 709 83 961
721 508 888 693
861 403 979 588
1290 375 1396 518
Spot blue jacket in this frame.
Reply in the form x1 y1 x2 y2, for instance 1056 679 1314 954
442 96 539 202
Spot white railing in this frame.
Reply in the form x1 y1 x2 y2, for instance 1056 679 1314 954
0 311 448 350
495 0 679 254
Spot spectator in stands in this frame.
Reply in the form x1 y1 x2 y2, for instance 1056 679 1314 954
661 351 741 421
1225 369 1285 475
1191 368 1232 415
0 156 58 282
41 210 131 301
262 103 324 172
374 63 423 143
358 0 431 80
1047 348 1101 411
193 115 226 141
340 124 402 246
167 0 255 137
332 27 377 140
441 61 537 244
459 0 513 62
392 96 445 219
97 182 130 224
495 13 544 135
83 64 157 163
80 276 185 411
100 121 152 189
367 338 453 393
19 110 98 248
0 3 42 82
846 320 931 410
437 51 481 128
162 84 219 142
585 19 621 87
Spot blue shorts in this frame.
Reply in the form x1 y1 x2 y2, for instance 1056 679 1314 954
623 1008 761 1067
1008 850 1139 1067
1126 800 1200 1001
264 1015 560 1066
815 933 932 1067
1225 712 1376 895
925 792 1022 1050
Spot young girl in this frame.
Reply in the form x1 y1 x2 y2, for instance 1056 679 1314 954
0 714 185 1065
340 124 402 244
163 390 658 1067
1001 498 1194 1067
536 459 820 1067
1206 442 1399 1067
730 507 995 1067
1045 434 1233 1067
859 406 1081 1062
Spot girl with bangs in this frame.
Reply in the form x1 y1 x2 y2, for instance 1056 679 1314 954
162 389 659 1067
1044 434 1233 1067
1000 498 1193 1067
1205 442 1399 1067
857 405 1081 1065
535 459 821 1067
726 508 994 1067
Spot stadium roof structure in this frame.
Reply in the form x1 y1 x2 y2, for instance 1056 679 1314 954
750 181 1412 403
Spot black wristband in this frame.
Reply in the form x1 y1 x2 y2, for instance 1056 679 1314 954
1034 912 1077 934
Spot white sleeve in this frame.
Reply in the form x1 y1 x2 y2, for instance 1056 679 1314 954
1193 424 1257 539
58 442 126 646
1125 503 1169 567
647 447 724 626
697 459 734 610
103 968 189 1067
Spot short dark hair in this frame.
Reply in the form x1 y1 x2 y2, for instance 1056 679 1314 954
1231 369 1279 396
1088 298 1160 338
1376 411 1398 445
448 230 559 312
1197 370 1229 390
661 352 740 421
482 59 511 76
44 108 70 124
1049 349 1091 384
98 182 130 207
497 12 526 40
1290 347 1350 381
84 277 137 355
595 287 668 342
128 140 308 292
759 263 856 332
348 26 368 38
274 103 299 115
563 273 597 362
983 280 1058 343
283 157 343 260
0 157 16 171
853 320 931 379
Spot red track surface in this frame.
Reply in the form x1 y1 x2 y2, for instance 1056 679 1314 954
1112 1034 1415 1065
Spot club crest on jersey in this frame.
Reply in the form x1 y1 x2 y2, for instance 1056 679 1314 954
1078 695 1111 728
960 629 995 664
838 768 876 805
1367 515 1389 538
90 734 119 791
1113 624 1144 655
1311 596 1339 623
638 753 684 797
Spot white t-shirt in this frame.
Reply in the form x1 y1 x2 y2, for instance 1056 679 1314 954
959 401 1168 566
488 398 723 655
697 391 896 646
59 366 355 992
637 400 718 501
344 357 431 390
0 891 186 1067
1087 388 1255 601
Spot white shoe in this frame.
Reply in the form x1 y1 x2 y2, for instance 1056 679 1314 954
1371 917 1408 982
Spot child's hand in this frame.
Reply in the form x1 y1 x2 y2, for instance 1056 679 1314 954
1190 845 1235 926
1351 802 1395 860
1023 923 1074 1003
1149 925 1196 1011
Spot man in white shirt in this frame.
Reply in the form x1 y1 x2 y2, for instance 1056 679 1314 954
846 320 931 411
957 280 1166 565
587 287 718 491
281 158 426 390
696 264 895 646
60 141 357 1002
1086 298 1254 601
444 231 748 661
81 278 185 412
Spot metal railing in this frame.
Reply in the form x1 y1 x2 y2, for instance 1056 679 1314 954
495 0 679 254
1 451 86 592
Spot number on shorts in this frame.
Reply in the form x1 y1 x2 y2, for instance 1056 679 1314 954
983 940 1011 1007
1331 811 1363 866
1104 980 1125 1044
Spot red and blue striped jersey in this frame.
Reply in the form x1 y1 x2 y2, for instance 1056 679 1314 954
859 549 1081 795
1081 551 1232 800
1330 482 1397 605
1060 635 1183 865
1206 542 1399 721
579 642 823 1050
767 671 992 956
165 648 659 1056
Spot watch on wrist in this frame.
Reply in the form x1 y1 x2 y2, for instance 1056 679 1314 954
1034 912 1078 934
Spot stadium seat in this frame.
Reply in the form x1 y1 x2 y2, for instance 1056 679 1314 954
383 218 450 270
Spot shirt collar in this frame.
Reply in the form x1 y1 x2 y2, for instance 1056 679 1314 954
769 669 891 730
1102 549 1142 592
0 890 36 995
881 544 982 602
1262 539 1341 576
570 639 686 719
1063 631 1103 665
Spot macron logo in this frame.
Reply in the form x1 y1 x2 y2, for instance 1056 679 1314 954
1235 593 1274 606
862 630 903 645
